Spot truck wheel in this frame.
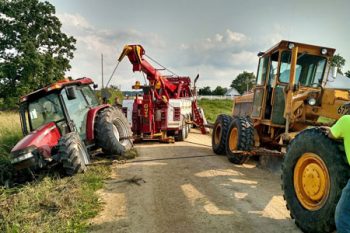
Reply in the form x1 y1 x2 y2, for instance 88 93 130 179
177 119 186 141
225 117 253 164
282 128 350 233
212 114 233 155
58 132 89 176
95 107 133 155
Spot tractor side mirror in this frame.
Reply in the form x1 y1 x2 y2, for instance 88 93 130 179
331 66 338 79
66 86 77 100
93 84 98 89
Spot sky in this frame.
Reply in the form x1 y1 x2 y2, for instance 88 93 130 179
47 0 350 91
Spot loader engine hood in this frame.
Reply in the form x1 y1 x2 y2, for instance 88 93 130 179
11 122 61 162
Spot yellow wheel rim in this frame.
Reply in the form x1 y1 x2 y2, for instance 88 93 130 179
229 128 238 152
293 153 330 211
214 124 222 145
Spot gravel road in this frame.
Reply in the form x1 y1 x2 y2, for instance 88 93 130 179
90 130 302 233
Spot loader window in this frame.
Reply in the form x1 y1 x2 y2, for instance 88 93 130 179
256 56 269 86
279 50 327 87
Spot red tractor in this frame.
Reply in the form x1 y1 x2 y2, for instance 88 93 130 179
118 45 208 142
10 78 132 175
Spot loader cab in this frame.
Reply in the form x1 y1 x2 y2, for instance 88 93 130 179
19 81 99 140
251 41 335 125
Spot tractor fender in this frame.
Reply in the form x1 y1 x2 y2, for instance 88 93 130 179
86 104 110 141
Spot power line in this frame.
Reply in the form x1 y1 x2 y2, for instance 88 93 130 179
105 61 120 87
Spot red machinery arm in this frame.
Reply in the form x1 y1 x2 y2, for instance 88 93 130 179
118 45 177 94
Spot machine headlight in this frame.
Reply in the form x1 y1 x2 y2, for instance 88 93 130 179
308 98 317 106
11 152 34 164
288 43 295 49
321 48 328 55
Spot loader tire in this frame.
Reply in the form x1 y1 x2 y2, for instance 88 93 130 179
225 117 253 164
212 114 233 155
282 128 350 233
58 132 89 176
95 107 133 155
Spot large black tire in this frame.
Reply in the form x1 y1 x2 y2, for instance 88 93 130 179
95 107 133 155
212 114 233 155
282 128 350 233
225 117 254 164
177 118 186 142
58 132 89 176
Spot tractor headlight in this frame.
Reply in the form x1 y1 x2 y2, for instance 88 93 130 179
321 48 328 55
288 43 295 49
308 98 317 106
11 152 34 164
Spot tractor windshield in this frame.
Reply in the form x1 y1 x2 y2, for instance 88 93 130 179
28 93 65 130
279 50 327 87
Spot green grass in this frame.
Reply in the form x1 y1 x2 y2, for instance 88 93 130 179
0 112 22 185
198 99 233 123
0 165 110 233
0 111 112 232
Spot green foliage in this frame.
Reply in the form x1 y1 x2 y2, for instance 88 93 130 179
330 54 346 75
95 85 123 105
198 99 232 123
212 86 227 95
198 86 228 96
198 86 212 95
345 70 350 78
0 0 76 110
230 71 256 94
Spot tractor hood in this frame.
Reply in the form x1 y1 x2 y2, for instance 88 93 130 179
11 122 61 159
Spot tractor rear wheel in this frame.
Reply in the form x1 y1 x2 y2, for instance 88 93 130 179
58 132 90 176
282 128 350 233
225 117 254 164
212 114 233 155
95 107 133 155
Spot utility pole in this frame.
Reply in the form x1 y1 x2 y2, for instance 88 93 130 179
101 53 104 89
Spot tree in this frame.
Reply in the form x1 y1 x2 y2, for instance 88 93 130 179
198 86 212 95
345 70 350 78
330 54 346 75
0 0 76 109
212 86 227 95
230 71 256 94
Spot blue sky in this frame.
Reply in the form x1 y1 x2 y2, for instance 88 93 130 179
48 0 350 90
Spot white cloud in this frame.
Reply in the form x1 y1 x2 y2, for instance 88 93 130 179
225 29 247 43
231 51 258 67
56 14 283 90
55 13 167 89
57 13 91 30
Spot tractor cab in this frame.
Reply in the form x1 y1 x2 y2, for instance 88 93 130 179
19 78 99 139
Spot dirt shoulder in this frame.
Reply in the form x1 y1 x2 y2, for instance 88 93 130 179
89 130 301 233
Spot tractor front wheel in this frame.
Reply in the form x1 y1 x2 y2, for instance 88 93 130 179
225 117 254 164
95 107 133 155
58 132 90 176
282 128 350 233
